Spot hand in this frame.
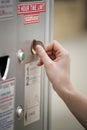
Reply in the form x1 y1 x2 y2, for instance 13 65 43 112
36 40 87 129
36 40 72 97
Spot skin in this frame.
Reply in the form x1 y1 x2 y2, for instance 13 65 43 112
36 40 87 129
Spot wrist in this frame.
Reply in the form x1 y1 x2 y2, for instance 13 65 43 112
54 82 75 101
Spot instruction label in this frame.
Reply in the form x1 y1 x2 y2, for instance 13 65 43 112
24 13 40 24
0 78 15 130
24 61 41 125
0 0 13 18
17 2 46 24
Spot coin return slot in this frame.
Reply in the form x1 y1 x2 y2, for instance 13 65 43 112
0 56 10 80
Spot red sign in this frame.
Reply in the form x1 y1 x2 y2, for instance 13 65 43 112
18 2 46 15
24 13 40 24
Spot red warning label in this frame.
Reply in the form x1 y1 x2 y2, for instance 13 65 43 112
24 13 40 24
17 2 46 15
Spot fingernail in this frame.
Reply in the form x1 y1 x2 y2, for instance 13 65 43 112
36 45 42 52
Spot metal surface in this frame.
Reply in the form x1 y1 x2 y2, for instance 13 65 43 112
17 49 25 62
0 0 53 130
16 105 24 120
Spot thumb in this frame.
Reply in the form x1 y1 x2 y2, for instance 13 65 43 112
36 45 52 67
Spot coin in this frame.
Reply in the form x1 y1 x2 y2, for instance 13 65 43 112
31 40 44 55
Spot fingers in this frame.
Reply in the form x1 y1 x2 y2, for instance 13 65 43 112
36 45 53 67
36 40 67 67
45 40 66 54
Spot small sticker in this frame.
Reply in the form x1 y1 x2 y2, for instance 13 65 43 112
24 13 40 24
0 0 13 19
17 2 46 15
24 61 41 126
0 78 15 130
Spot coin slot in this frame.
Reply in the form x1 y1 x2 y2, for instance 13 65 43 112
31 40 44 55
0 55 10 80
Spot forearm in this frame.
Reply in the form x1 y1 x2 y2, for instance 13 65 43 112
57 84 87 129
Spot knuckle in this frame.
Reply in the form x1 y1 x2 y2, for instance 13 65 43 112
64 51 71 61
53 40 58 45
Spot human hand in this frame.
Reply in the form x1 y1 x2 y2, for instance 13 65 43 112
36 41 87 129
36 40 72 97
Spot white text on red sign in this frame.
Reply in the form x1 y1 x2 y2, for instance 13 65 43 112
24 13 40 24
18 2 46 15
